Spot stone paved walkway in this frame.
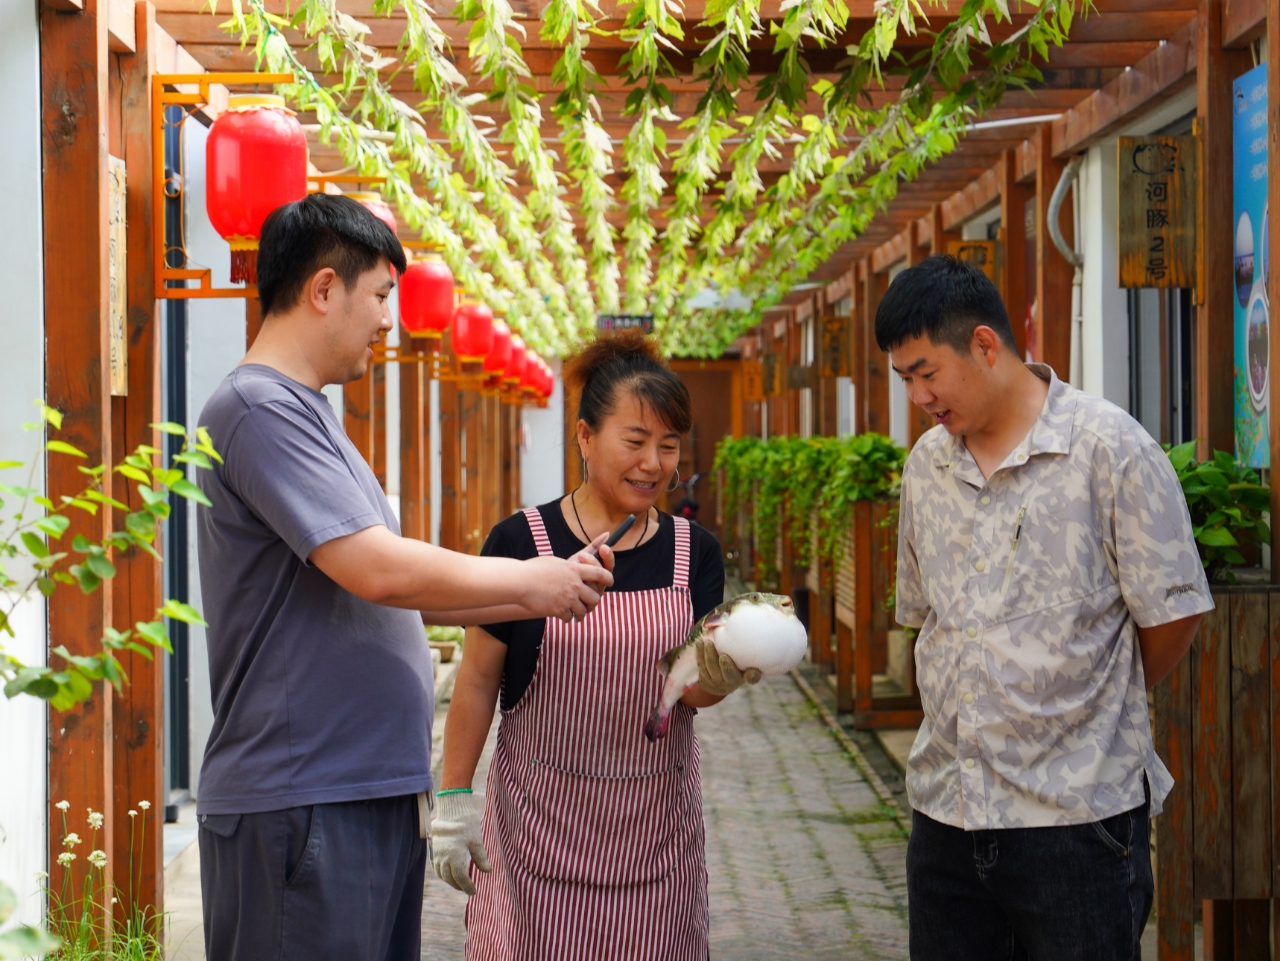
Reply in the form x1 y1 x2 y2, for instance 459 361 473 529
420 674 909 959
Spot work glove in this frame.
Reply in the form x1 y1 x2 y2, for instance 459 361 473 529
695 640 763 697
431 792 491 895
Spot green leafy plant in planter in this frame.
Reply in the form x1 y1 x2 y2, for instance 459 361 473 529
1166 441 1271 584
714 433 906 589
0 403 217 959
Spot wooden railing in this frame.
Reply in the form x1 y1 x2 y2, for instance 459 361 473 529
1153 585 1278 960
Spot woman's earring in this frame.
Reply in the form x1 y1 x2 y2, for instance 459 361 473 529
582 460 589 482
666 469 681 493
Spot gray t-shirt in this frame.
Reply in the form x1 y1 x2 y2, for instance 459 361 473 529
195 364 433 815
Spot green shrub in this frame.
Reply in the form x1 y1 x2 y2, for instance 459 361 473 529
1166 441 1271 583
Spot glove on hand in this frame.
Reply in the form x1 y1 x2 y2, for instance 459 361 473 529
431 792 491 895
695 640 763 697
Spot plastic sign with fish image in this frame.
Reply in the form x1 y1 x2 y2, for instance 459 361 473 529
645 593 808 741
1234 62 1269 468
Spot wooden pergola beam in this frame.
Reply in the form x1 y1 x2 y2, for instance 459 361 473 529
1051 17 1198 157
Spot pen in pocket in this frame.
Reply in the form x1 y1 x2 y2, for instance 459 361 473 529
1001 505 1028 594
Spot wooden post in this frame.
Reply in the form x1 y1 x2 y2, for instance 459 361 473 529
1035 124 1075 381
1154 644 1194 961
399 336 427 541
906 223 933 446
1000 147 1034 360
501 401 520 518
112 0 164 922
344 368 374 465
372 362 387 489
41 0 116 917
851 262 868 436
862 268 890 436
437 377 460 551
1195 0 1252 459
245 296 264 348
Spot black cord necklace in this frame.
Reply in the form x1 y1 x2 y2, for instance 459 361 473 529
571 485 649 549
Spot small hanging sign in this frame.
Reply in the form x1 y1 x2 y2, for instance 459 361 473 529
108 156 128 397
742 360 764 402
597 314 654 333
1117 135 1197 289
820 314 850 378
946 240 997 282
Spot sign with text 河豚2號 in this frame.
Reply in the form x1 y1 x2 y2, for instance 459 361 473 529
1233 63 1269 468
1117 135 1197 290
597 314 654 333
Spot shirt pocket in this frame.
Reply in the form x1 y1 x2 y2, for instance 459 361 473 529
515 757 696 887
988 494 1108 624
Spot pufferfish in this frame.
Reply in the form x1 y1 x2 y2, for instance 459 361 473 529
644 592 809 741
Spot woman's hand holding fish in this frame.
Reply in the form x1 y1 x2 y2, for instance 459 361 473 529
694 640 763 697
431 792 492 895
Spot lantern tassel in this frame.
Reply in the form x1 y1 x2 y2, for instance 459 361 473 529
228 237 260 286
230 248 258 285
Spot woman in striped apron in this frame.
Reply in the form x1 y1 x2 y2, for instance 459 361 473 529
431 330 760 960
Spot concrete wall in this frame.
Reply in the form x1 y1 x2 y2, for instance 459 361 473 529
0 0 48 928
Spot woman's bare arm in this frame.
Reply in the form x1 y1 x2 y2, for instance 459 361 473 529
440 626 507 790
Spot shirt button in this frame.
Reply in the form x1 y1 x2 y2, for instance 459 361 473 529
963 694 974 705
966 627 977 638
980 495 991 505
965 758 976 769
975 559 986 572
1015 453 1027 464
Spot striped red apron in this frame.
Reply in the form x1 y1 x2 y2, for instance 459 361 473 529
465 508 708 961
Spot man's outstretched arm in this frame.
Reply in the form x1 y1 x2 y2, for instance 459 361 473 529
311 525 614 623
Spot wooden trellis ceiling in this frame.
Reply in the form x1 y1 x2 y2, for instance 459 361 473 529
156 0 1197 284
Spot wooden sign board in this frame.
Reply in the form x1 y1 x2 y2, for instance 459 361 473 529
742 360 764 402
108 156 128 397
820 314 850 378
597 313 654 332
761 353 783 397
946 240 997 282
1117 135 1197 288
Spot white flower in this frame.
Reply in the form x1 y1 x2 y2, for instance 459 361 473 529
137 800 151 811
62 833 81 848
56 852 75 866
55 800 70 812
34 871 48 881
111 897 118 905
87 849 107 869
87 810 104 830
127 810 137 819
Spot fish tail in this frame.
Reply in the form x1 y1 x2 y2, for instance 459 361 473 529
643 705 671 742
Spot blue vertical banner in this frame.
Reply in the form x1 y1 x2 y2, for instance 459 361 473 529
1234 63 1269 467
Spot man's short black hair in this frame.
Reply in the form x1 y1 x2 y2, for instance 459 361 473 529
256 193 407 316
874 254 1017 355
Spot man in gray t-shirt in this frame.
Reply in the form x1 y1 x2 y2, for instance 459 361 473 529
195 194 614 961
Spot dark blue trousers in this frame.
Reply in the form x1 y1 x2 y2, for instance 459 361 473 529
907 801 1152 961
199 793 427 961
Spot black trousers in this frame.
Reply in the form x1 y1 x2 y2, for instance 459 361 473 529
907 801 1153 961
199 793 427 961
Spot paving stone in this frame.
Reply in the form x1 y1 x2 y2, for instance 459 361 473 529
422 673 909 959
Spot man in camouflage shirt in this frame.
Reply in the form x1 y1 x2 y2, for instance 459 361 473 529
877 256 1212 960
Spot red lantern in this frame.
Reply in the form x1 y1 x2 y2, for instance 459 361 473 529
452 298 494 363
206 94 308 285
483 320 512 373
347 191 398 236
539 360 555 398
504 336 527 386
520 351 541 394
399 254 454 338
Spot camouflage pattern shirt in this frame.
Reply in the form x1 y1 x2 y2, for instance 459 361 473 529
895 364 1213 830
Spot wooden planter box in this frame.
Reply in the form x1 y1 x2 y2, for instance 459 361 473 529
831 500 923 728
1153 585 1278 960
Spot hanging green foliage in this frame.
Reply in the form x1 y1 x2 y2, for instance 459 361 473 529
219 0 1087 356
714 433 906 588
